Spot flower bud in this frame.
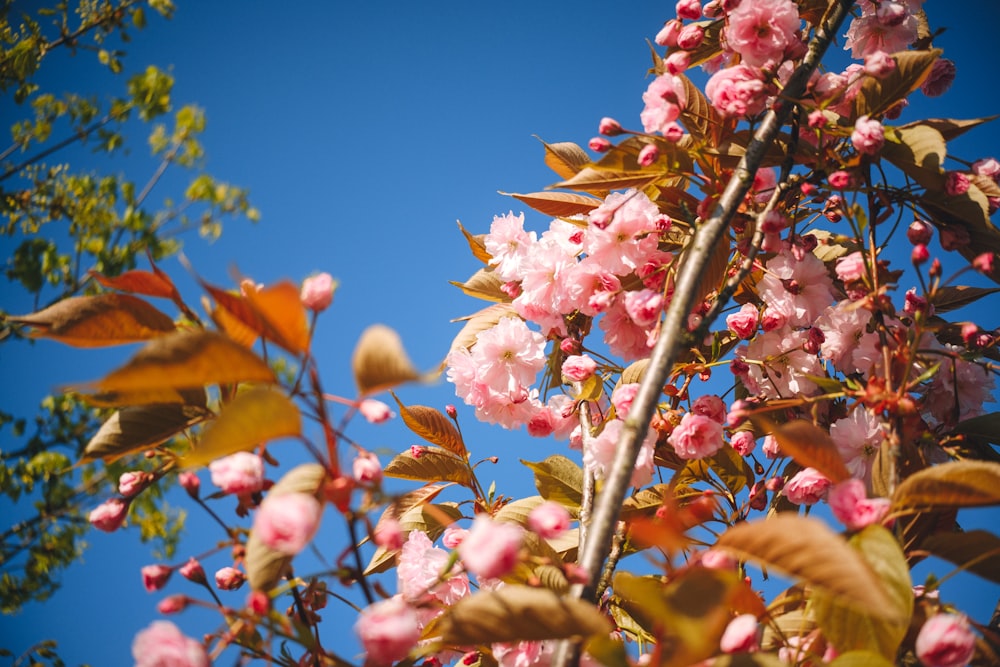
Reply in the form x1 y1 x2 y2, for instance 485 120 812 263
598 117 623 136
179 557 206 585
654 19 682 47
528 500 571 539
214 566 246 591
638 143 660 167
89 498 129 533
141 564 173 592
911 244 930 265
352 452 383 485
156 595 189 615
973 252 994 274
374 518 404 551
178 471 200 499
247 590 270 616
358 399 395 424
664 50 690 75
118 471 148 498
445 404 458 419
915 613 976 667
588 137 611 153
907 219 933 245
300 272 337 312
676 24 704 50
675 0 702 20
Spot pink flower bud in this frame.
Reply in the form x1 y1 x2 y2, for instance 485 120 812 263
764 476 784 492
179 557 206 585
445 404 458 419
748 482 767 511
915 613 976 667
178 471 200 499
675 0 702 20
701 548 736 570
907 219 933 245
725 303 759 340
561 354 598 382
676 24 704 50
945 171 970 196
355 597 422 666
131 620 207 666
374 518 404 551
807 110 827 129
253 492 323 556
691 394 726 424
588 137 611 153
358 399 395 424
214 566 246 591
973 252 994 274
973 157 1000 181
209 452 265 495
912 243 930 265
118 471 148 498
654 19 682 47
829 170 851 189
89 498 129 533
141 564 173 592
720 614 759 653
441 525 469 549
730 431 755 456
664 50 690 75
528 501 571 539
662 121 684 143
638 143 660 167
300 272 336 312
598 117 623 136
247 590 270 615
851 115 884 155
559 337 581 355
352 452 383 485
828 479 890 531
156 595 189 615
458 516 523 579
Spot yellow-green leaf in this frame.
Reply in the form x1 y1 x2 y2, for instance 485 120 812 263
892 460 1000 511
352 324 422 396
384 446 472 487
10 294 176 347
392 394 466 457
435 586 611 645
522 455 584 509
182 387 301 468
882 124 946 190
828 651 895 667
751 417 851 484
81 401 211 464
715 515 901 620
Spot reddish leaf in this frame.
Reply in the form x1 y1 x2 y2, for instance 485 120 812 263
89 269 178 299
391 394 466 457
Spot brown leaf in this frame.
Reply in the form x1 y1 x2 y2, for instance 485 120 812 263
892 460 1000 510
365 499 461 575
449 303 519 353
182 388 301 468
89 268 178 300
522 455 584 509
246 463 327 591
550 167 659 194
538 138 590 180
930 285 1000 313
882 124 946 190
751 417 851 484
503 191 602 218
921 529 1000 584
352 324 422 396
449 267 510 303
384 446 472 487
456 220 492 264
10 294 176 347
908 116 999 142
436 586 611 645
244 281 311 355
678 72 721 146
852 49 941 119
715 515 901 620
391 394 466 457
81 400 210 464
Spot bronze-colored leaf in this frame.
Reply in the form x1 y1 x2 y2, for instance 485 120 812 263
751 417 851 484
892 460 1000 510
827 652 895 667
521 455 584 509
365 500 462 575
246 463 327 591
909 116 998 142
81 401 211 464
538 138 590 180
921 529 1000 584
882 124 946 190
922 184 1000 284
182 388 301 468
493 495 546 526
456 220 492 264
551 167 659 194
678 72 721 146
952 412 1000 444
244 280 311 356
715 515 901 619
449 303 520 353
352 324 422 396
436 586 611 645
79 330 276 397
449 267 510 303
392 394 466 457
503 191 602 218
384 446 472 487
10 294 176 347
89 268 178 300
853 49 941 119
620 359 651 385
930 285 1000 313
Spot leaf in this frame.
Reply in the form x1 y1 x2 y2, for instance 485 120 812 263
352 324 422 395
384 446 472 487
391 395 466 457
243 280 311 355
892 460 1000 510
853 49 941 119
89 268 178 300
521 455 584 509
449 303 519 353
715 515 901 620
678 72 720 146
81 401 210 464
810 526 912 658
908 116 998 142
246 463 327 591
827 652 895 667
620 359 651 385
550 167 659 194
675 447 753 496
750 417 851 484
921 184 1000 283
79 330 277 399
921 530 1000 584
364 500 461 575
182 388 301 468
952 412 1000 444
503 191 602 217
9 294 176 347
493 496 546 526
538 138 590 180
882 124 946 190
930 285 1000 313
456 220 492 264
435 586 611 645
449 267 510 303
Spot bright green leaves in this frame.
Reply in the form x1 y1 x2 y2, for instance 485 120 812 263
127 66 173 121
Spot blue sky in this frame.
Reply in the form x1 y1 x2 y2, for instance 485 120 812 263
3 1 1000 664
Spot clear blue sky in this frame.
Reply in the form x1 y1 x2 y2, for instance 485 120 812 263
3 1 1000 664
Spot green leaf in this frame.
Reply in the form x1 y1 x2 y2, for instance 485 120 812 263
435 586 611 645
392 395 466 457
521 455 584 509
892 460 1000 511
384 446 472 487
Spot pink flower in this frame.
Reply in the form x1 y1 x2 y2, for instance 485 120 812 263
637 143 659 167
89 498 128 532
676 23 704 50
730 431 756 456
851 115 885 155
209 452 265 495
757 249 834 328
355 596 422 666
725 0 802 68
374 518 403 551
588 137 611 153
691 395 726 424
762 434 781 459
845 8 918 59
132 621 209 667
214 566 246 591
668 412 724 460
141 565 173 592
485 212 536 282
915 613 977 667
726 303 759 339
459 516 523 580
705 64 767 117
836 251 867 282
352 452 383 484
562 354 597 382
252 492 322 556
783 468 831 505
921 58 956 97
720 614 759 653
828 479 890 531
178 471 200 499
701 548 737 570
973 252 995 274
528 501 571 539
398 530 469 604
179 557 206 585
473 316 547 394
441 526 469 550
829 170 851 189
358 398 395 424
641 74 687 135
584 419 656 487
300 272 336 312
623 289 664 328
118 471 148 498
945 171 970 196
972 157 1000 181
864 50 896 78
675 0 702 20
611 383 640 419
